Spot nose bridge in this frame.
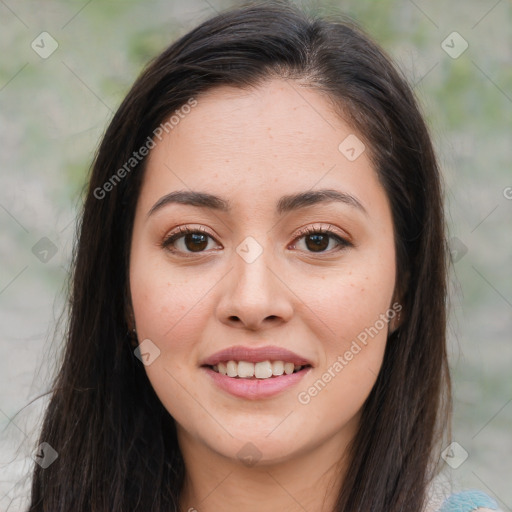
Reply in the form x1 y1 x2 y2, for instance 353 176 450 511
216 232 293 329
233 234 275 299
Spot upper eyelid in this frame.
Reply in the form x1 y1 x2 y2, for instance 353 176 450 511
165 223 347 239
294 223 347 239
163 223 351 250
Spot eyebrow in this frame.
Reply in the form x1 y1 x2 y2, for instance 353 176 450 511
147 188 367 218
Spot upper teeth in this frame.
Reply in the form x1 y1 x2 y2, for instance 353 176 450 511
212 360 303 379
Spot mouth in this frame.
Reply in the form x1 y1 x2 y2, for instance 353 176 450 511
200 345 313 398
204 360 312 379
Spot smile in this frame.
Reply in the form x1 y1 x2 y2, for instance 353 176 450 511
208 360 311 379
202 364 312 400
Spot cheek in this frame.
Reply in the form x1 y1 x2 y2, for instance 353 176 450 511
131 278 211 369
129 260 211 420
294 278 392 419
291 255 395 409
296 262 395 348
130 247 210 341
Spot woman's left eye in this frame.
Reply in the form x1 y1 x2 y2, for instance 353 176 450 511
161 224 351 256
290 225 352 253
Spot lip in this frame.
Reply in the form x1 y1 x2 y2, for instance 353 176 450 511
201 365 312 400
200 345 313 367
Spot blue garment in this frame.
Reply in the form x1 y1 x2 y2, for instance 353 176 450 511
438 490 500 511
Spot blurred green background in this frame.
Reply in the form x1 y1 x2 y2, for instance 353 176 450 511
0 0 511 510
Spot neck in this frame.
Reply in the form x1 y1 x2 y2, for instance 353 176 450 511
177 429 353 512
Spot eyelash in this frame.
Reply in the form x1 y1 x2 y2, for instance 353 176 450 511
161 224 352 257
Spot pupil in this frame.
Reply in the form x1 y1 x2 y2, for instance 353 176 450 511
306 234 328 252
186 233 208 252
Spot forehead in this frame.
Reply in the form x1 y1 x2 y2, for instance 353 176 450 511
139 78 388 220
155 79 354 164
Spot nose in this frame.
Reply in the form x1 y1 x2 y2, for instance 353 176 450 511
215 240 294 331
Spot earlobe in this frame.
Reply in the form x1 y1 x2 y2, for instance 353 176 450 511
389 307 404 334
389 268 409 333
126 312 135 332
124 295 138 346
125 308 138 347
128 328 138 347
124 286 139 346
124 285 135 330
388 296 406 334
125 309 134 330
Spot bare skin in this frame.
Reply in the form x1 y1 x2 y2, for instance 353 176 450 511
129 78 399 512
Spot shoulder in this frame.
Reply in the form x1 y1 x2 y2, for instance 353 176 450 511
435 490 502 512
423 475 503 512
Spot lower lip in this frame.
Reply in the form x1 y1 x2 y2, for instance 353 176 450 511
201 366 312 400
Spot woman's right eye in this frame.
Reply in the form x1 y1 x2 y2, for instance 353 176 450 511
162 227 220 255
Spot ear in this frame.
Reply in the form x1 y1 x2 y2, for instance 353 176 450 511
388 301 405 334
124 286 136 332
389 270 409 333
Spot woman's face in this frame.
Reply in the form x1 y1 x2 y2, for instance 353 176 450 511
129 79 398 467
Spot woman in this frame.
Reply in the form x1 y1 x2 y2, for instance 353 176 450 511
28 2 502 511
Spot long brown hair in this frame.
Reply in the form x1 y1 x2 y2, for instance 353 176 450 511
29 2 451 510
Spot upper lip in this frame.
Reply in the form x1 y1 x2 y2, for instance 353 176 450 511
200 345 313 367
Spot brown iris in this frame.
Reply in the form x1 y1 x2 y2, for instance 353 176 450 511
184 233 209 252
305 233 329 252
